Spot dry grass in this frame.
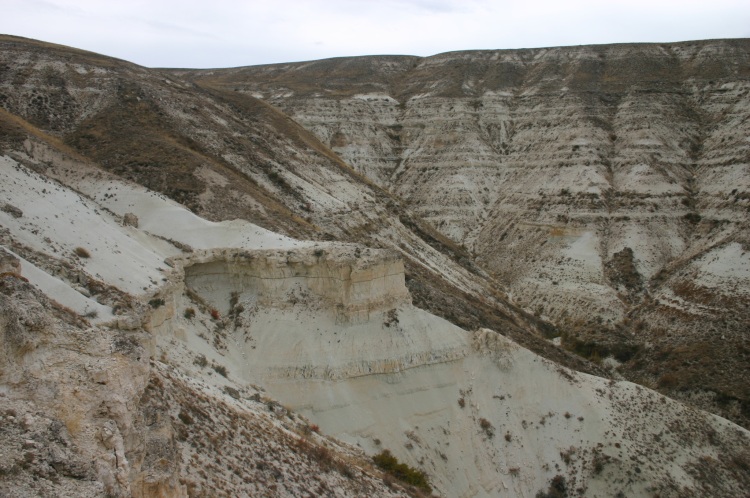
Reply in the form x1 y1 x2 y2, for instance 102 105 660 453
73 246 90 258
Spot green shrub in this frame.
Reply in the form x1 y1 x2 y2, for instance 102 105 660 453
373 449 431 493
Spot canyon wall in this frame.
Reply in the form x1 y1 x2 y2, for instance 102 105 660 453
198 40 750 323
186 40 750 426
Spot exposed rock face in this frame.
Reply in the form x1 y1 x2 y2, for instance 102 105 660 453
186 39 750 426
0 256 412 498
151 247 468 381
0 130 748 497
0 34 545 355
136 245 750 497
257 327 750 498
177 247 410 322
0 275 151 497
200 40 750 313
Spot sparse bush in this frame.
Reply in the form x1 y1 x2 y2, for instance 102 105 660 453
267 170 293 192
458 396 465 408
479 417 495 438
372 449 431 493
184 307 196 319
210 308 220 320
212 364 228 378
684 212 701 224
383 308 399 328
296 437 349 475
658 372 679 388
2 203 23 218
178 410 194 425
337 462 355 479
536 474 567 498
560 446 576 465
592 452 609 475
193 354 208 368
74 246 90 258
149 298 165 309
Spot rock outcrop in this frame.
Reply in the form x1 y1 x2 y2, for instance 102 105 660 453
177 246 410 322
148 247 469 381
0 242 412 498
185 39 750 426
135 245 750 497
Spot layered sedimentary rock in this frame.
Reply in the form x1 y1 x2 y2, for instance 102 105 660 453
177 246 409 322
135 245 750 497
195 40 750 320
186 39 750 425
154 247 469 381
2 35 750 497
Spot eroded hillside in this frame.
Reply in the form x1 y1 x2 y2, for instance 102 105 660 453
1 35 750 497
179 40 750 427
1 151 748 496
0 34 591 381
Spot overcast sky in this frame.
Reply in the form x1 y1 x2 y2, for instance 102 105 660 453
2 0 749 68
